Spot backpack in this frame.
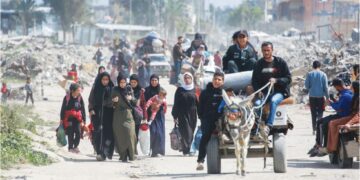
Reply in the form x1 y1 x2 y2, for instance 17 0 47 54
65 93 82 107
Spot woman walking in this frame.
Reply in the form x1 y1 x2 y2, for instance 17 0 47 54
112 74 137 162
88 72 115 161
142 74 166 157
129 74 145 138
172 72 198 155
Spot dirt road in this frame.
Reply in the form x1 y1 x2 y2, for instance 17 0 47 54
1 79 359 180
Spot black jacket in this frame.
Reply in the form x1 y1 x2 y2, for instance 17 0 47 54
60 95 86 123
251 56 292 98
222 43 257 72
185 39 208 57
172 43 186 61
198 83 223 122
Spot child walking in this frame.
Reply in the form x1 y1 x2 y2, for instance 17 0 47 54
25 77 34 105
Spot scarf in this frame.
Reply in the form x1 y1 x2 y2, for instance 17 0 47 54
145 74 160 101
93 72 114 106
182 72 194 91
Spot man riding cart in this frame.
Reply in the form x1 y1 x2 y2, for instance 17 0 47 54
199 41 294 175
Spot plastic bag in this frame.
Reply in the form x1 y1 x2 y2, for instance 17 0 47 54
170 124 182 151
193 126 202 150
56 124 67 147
138 123 150 155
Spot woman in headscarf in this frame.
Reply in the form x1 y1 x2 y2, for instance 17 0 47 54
89 66 106 111
172 72 198 155
142 74 166 157
130 74 145 139
88 72 114 161
137 60 149 88
112 74 137 162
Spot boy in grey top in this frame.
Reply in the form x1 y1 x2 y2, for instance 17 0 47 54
25 77 34 105
305 61 329 134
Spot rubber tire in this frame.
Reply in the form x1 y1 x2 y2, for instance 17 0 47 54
338 137 353 168
273 133 287 173
329 153 339 165
207 135 221 174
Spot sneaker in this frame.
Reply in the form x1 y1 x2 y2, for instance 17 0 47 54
73 147 80 153
317 147 328 157
307 145 317 155
309 148 319 157
196 163 204 171
68 148 75 153
222 134 231 142
96 154 105 161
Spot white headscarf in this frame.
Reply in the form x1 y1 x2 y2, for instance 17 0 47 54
182 72 194 91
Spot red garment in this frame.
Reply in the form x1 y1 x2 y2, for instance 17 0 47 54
144 95 167 120
1 85 7 94
62 109 83 129
67 71 78 83
140 123 149 131
87 123 94 132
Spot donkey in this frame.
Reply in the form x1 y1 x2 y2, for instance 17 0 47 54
221 90 257 176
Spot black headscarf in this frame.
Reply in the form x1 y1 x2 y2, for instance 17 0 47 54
144 74 160 101
195 33 202 40
98 66 105 74
116 73 127 96
93 72 114 106
130 74 142 99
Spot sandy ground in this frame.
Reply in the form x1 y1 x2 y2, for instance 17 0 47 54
1 78 359 180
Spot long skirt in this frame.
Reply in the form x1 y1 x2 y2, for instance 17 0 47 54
178 108 197 154
92 107 114 158
149 107 165 156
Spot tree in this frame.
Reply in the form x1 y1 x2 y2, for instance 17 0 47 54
13 0 41 35
227 1 263 30
45 0 89 41
164 0 190 39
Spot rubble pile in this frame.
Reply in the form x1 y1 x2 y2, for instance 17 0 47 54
0 36 110 86
272 37 359 103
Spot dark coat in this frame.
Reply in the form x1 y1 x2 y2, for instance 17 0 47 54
251 56 292 98
222 43 257 72
198 83 223 122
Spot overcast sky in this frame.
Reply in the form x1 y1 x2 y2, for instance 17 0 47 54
205 0 243 9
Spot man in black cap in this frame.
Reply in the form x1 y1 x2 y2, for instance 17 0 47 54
223 30 257 73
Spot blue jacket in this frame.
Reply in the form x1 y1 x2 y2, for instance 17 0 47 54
305 70 329 98
331 89 353 117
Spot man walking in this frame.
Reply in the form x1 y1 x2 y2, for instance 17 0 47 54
305 60 329 135
172 36 187 84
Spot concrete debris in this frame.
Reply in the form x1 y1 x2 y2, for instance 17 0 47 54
0 36 108 91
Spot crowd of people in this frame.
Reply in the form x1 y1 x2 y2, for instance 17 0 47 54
59 69 195 161
306 64 359 157
14 29 356 170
